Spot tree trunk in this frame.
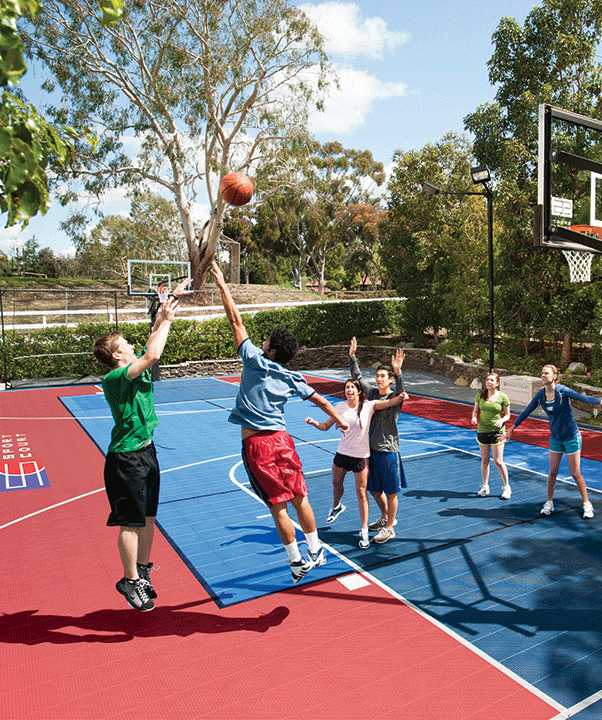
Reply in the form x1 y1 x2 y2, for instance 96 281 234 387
560 332 572 368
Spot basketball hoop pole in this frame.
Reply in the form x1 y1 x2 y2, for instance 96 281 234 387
422 167 495 372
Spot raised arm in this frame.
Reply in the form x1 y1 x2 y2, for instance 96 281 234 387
210 261 248 349
308 392 349 434
127 295 179 379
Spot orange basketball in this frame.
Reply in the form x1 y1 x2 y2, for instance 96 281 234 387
219 172 254 206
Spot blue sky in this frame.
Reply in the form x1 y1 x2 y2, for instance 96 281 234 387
0 0 536 259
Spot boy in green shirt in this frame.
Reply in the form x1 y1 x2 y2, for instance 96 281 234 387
93 280 190 611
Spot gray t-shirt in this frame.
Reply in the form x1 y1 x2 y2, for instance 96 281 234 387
349 356 404 453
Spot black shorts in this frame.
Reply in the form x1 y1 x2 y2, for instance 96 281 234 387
477 431 505 446
333 452 367 473
104 442 160 527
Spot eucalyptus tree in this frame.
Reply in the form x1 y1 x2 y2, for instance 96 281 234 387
23 0 332 286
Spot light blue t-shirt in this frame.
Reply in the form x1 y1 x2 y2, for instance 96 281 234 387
229 338 315 431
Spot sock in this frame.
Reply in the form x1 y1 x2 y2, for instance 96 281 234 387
305 530 320 554
284 541 302 564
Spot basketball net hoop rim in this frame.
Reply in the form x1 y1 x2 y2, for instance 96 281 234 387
562 248 593 283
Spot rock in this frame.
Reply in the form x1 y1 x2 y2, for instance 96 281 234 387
470 378 483 390
454 377 469 387
567 362 588 374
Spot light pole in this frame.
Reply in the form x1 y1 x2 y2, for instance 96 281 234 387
421 165 495 372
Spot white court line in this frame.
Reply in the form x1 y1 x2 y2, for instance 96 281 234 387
0 488 105 530
227 459 565 714
0 455 237 530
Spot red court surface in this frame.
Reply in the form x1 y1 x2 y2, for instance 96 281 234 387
1 385 561 719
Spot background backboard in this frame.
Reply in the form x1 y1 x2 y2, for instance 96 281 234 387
535 103 602 254
127 259 191 297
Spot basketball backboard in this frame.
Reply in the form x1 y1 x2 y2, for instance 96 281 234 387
126 259 191 298
535 103 602 254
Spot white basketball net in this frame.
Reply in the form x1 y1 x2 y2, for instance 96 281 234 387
562 249 593 283
155 286 171 303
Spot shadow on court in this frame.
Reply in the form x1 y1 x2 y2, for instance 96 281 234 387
0 601 290 645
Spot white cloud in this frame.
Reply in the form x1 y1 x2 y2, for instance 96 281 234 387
299 2 410 59
309 65 406 135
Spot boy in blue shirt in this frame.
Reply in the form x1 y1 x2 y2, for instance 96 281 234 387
210 262 349 583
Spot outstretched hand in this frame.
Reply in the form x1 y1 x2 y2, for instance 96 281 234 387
158 294 179 322
392 348 405 375
349 336 357 359
171 277 194 299
210 260 225 286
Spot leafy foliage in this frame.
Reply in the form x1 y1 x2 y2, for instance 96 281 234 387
2 299 404 381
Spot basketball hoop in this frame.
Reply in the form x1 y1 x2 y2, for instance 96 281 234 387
562 249 593 283
155 286 171 303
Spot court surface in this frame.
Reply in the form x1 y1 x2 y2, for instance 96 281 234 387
2 372 602 720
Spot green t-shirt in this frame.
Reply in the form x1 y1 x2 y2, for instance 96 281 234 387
474 391 510 434
102 364 159 452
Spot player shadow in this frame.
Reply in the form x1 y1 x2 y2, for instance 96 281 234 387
0 600 290 645
220 525 286 556
403 488 477 502
438 501 599 528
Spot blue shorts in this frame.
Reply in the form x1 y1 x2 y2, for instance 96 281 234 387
550 433 582 455
367 451 407 494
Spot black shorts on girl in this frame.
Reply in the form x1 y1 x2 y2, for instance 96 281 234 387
477 431 504 446
104 441 160 526
333 452 366 473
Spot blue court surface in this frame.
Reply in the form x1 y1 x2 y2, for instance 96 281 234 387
61 375 602 715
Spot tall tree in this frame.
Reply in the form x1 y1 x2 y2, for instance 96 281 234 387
24 0 331 287
383 134 489 343
464 0 602 364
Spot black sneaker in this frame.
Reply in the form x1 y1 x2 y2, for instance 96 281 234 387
116 577 154 611
326 504 346 523
136 563 157 599
290 557 312 584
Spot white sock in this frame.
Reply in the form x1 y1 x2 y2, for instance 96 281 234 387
360 528 368 540
284 541 302 563
305 530 320 554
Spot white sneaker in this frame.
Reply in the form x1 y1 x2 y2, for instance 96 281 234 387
477 485 490 497
583 501 594 519
358 530 370 550
501 485 512 500
540 500 554 516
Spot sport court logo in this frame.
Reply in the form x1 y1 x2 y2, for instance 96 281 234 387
0 460 51 492
1 433 50 492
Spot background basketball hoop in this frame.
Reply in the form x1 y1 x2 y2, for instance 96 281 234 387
562 249 593 283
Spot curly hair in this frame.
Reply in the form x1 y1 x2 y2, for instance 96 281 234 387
267 327 299 365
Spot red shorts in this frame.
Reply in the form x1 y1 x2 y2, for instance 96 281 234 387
241 431 308 506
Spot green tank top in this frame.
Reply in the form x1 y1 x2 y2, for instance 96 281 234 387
102 364 159 452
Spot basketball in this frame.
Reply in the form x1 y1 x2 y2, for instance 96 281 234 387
219 172 254 206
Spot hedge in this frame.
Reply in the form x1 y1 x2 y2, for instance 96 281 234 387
1 299 405 381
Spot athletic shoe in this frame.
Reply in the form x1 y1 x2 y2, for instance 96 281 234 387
308 546 326 567
368 516 387 530
116 577 154 611
583 501 594 519
540 500 554 516
326 504 346 523
373 527 395 544
358 530 370 550
368 517 398 531
136 562 157 599
501 485 512 500
477 485 490 497
290 557 312 584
